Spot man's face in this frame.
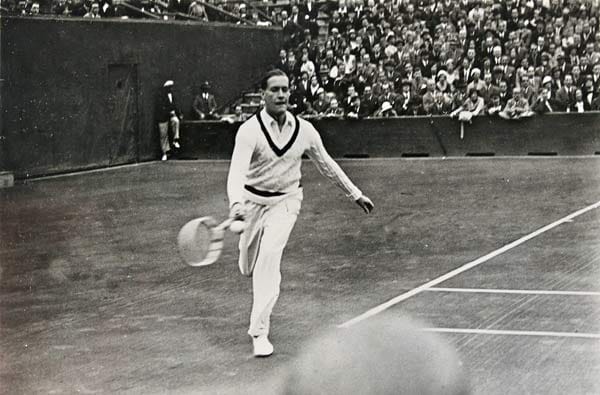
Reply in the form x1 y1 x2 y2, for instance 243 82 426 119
263 75 290 116
564 75 573 87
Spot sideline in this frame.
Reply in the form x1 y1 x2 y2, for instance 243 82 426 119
338 200 600 328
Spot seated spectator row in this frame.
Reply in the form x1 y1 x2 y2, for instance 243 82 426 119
265 0 600 119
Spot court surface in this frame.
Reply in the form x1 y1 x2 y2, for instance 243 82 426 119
1 157 599 394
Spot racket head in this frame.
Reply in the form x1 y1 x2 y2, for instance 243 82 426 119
177 217 226 267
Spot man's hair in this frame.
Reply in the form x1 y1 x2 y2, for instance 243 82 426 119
261 69 288 90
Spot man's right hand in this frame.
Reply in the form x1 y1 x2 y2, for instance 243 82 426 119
229 202 246 221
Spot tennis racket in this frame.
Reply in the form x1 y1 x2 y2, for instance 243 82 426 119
177 217 245 267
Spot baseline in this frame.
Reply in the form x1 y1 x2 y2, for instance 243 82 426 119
424 327 600 340
425 287 600 297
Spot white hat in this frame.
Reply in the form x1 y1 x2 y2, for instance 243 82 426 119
470 68 481 77
542 75 552 85
381 101 393 112
163 80 174 87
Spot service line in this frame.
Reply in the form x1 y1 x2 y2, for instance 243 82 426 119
338 200 600 328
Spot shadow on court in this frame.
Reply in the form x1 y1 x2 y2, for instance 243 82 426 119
1 158 599 394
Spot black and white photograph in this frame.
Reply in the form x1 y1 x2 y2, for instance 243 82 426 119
1 0 600 393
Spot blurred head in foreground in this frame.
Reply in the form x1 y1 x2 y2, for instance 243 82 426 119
280 315 470 395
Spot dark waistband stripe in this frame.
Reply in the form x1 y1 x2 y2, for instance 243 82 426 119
244 185 285 197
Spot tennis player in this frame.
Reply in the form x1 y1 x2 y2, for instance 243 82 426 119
227 69 374 357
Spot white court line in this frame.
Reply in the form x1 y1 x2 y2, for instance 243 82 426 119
426 288 600 297
338 199 600 328
26 161 156 182
424 327 600 339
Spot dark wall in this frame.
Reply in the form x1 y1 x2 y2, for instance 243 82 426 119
0 17 282 177
179 113 600 159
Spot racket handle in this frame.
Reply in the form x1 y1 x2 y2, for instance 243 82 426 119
217 218 235 231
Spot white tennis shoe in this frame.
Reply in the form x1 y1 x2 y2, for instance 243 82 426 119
252 335 273 357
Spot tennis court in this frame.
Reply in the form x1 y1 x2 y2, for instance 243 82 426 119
1 157 599 394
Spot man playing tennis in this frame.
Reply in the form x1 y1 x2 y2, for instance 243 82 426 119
227 69 374 357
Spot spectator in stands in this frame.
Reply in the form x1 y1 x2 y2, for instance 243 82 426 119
429 91 453 116
533 75 559 113
497 79 511 107
188 0 208 21
571 89 590 113
499 87 534 119
299 100 319 118
374 101 398 117
556 74 577 111
360 85 378 116
84 2 101 18
487 93 504 116
519 76 536 105
435 70 451 95
69 0 88 16
467 69 486 94
305 75 321 104
192 81 219 120
28 1 39 15
451 89 485 119
156 80 181 161
582 77 597 109
16 0 28 15
592 93 600 111
52 0 70 15
323 98 344 119
312 88 328 114
592 63 600 92
421 79 436 115
345 95 369 119
300 53 316 78
395 79 419 116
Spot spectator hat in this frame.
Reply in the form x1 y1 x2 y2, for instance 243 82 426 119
163 80 174 87
367 24 375 31
316 87 324 95
381 101 393 112
542 75 553 85
437 70 449 80
401 79 412 87
470 68 481 77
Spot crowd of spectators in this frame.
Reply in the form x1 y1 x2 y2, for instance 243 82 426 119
266 0 600 119
6 0 600 120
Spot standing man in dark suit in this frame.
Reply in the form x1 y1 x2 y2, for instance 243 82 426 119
156 80 182 161
299 0 319 37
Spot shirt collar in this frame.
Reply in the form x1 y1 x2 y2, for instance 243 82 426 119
261 108 293 129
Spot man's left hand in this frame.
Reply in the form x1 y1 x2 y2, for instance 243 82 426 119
356 195 374 214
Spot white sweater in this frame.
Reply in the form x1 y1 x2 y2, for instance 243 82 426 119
227 109 362 206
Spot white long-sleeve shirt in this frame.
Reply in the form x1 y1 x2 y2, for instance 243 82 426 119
227 109 362 206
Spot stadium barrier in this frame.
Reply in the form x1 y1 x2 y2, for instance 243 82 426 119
0 16 281 177
179 113 600 159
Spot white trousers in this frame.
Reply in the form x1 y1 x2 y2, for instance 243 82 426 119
238 195 301 337
158 116 180 154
